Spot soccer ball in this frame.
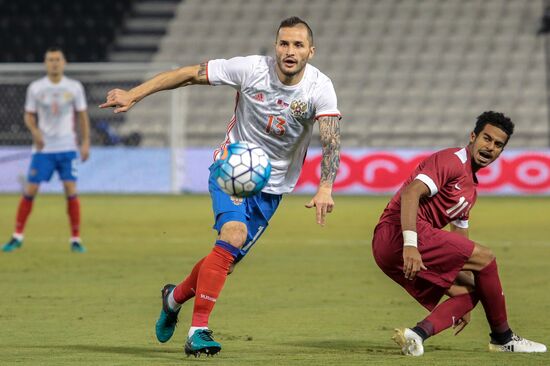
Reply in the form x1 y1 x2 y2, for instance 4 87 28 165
213 141 271 197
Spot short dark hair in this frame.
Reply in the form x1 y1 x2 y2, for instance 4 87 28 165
277 16 314 45
474 111 515 143
45 46 64 54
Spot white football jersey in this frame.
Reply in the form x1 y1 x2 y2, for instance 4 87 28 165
208 55 341 194
25 76 87 152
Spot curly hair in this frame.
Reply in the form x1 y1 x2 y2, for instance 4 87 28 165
474 111 515 142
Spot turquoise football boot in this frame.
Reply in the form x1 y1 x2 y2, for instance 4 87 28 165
155 284 180 343
2 237 22 252
71 241 87 253
184 329 221 357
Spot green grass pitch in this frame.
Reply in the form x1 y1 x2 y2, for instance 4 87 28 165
0 194 549 365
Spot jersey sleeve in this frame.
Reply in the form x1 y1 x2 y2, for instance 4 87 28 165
313 78 341 119
74 81 88 111
24 83 37 113
207 56 259 90
414 151 463 197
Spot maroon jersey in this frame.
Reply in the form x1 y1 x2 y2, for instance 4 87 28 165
379 147 478 229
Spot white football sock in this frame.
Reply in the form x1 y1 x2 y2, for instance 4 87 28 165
188 326 208 338
167 289 182 311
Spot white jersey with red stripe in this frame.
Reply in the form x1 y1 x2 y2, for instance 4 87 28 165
25 76 87 153
207 55 340 195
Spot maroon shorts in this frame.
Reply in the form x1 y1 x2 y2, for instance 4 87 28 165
372 220 475 311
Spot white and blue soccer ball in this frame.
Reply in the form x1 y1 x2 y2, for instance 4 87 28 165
213 141 271 197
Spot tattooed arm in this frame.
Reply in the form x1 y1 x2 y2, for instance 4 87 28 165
305 116 341 226
99 63 209 113
318 116 341 187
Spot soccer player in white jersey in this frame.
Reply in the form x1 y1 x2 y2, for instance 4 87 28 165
2 47 90 253
100 17 341 356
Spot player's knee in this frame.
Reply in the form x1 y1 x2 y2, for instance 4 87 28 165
473 244 496 267
63 182 77 196
479 245 496 264
25 184 39 197
447 284 475 297
465 244 496 271
219 221 247 248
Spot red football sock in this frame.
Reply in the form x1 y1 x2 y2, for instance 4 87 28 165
474 259 509 333
191 241 238 327
173 257 206 304
422 292 479 335
15 195 34 234
67 195 80 238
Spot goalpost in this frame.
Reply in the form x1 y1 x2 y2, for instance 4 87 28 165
0 63 188 194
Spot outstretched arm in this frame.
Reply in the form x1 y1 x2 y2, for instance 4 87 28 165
305 116 341 226
99 63 209 113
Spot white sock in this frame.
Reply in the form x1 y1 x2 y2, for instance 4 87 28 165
167 289 182 311
188 326 208 338
70 237 81 243
12 233 23 241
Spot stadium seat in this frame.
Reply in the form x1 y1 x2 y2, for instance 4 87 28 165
152 0 548 148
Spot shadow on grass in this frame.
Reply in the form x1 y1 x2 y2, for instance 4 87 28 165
283 339 396 354
30 344 182 359
284 339 481 355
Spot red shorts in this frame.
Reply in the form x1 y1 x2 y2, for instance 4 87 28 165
372 220 475 311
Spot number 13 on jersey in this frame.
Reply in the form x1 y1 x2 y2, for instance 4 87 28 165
265 115 286 136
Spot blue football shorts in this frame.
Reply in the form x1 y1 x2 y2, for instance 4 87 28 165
208 163 282 262
27 151 78 183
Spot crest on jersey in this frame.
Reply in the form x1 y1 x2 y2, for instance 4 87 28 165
63 91 73 101
290 99 308 118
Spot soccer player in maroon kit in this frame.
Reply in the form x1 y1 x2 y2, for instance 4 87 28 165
372 111 547 355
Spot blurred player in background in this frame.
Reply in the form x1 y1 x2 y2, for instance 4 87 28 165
372 112 547 355
101 17 341 357
2 47 90 253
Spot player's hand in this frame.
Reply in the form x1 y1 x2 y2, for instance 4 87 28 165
402 246 426 280
80 141 90 162
33 133 44 151
99 89 137 113
453 311 471 335
305 186 334 226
